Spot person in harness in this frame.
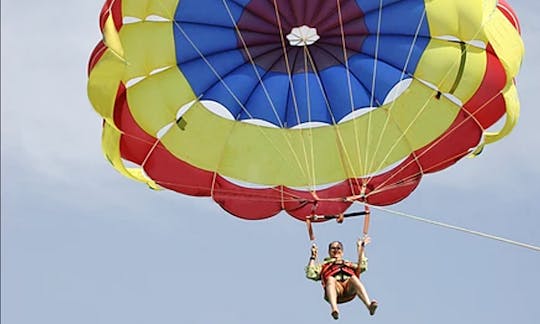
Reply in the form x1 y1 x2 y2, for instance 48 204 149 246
305 237 378 320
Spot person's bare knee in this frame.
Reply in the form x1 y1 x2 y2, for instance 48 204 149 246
326 276 337 288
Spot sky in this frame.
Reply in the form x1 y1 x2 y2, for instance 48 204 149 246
2 1 539 324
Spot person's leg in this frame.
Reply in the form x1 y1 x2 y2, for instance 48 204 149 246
348 276 378 315
347 276 370 306
324 277 341 319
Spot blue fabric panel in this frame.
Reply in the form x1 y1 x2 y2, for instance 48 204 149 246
177 48 246 96
240 72 290 126
174 23 239 63
363 0 429 37
203 63 264 118
286 73 332 126
172 0 432 128
355 0 403 13
174 0 245 26
347 54 405 105
319 66 372 121
361 35 429 76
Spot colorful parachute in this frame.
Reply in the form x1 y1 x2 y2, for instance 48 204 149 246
88 0 523 221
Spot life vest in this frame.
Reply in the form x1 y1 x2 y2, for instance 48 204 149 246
320 260 357 286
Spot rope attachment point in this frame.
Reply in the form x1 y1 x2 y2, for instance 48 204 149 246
305 204 372 241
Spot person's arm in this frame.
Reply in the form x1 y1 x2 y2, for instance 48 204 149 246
355 236 370 276
305 244 321 280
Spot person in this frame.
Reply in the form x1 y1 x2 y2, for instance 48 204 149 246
305 237 378 320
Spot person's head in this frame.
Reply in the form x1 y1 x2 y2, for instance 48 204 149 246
328 241 344 258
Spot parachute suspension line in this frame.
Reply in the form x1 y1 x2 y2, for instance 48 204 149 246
271 0 302 126
139 94 205 171
139 138 161 169
153 174 315 205
335 0 365 191
270 0 317 188
221 0 284 129
366 84 506 197
363 3 506 198
300 40 366 193
369 205 540 252
166 4 311 183
366 3 500 193
362 7 515 198
302 44 318 189
363 0 385 179
364 8 427 187
209 170 219 200
300 43 354 190
221 0 313 182
300 43 346 191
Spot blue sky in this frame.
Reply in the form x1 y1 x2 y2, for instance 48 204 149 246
2 1 539 324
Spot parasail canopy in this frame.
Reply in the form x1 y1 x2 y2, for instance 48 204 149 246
88 0 524 221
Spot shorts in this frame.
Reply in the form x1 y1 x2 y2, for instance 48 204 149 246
324 278 356 304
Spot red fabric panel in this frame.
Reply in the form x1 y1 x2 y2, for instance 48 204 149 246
87 41 107 74
102 44 513 219
113 84 156 165
99 0 123 31
358 157 422 206
395 48 508 177
414 111 481 174
144 147 214 197
212 178 282 220
113 84 213 197
497 0 521 32
88 1 123 77
463 48 507 129
282 183 353 221
109 83 282 216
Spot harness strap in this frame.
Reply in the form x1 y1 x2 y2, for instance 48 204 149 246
321 262 357 286
356 205 371 276
306 216 315 241
362 205 371 235
306 201 318 241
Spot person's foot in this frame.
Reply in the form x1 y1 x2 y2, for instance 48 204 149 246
331 310 339 320
368 300 378 316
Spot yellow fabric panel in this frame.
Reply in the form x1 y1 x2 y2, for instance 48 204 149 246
101 122 160 189
483 9 524 78
103 15 124 59
87 48 124 127
335 108 410 180
122 0 179 19
470 5 523 155
155 80 458 186
120 22 177 82
87 13 127 127
217 122 336 187
160 102 234 172
484 82 520 145
88 0 523 190
414 39 486 98
127 67 197 138
160 103 350 186
425 0 491 41
450 46 486 100
384 79 459 149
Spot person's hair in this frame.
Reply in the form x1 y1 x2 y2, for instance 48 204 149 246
328 241 343 251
